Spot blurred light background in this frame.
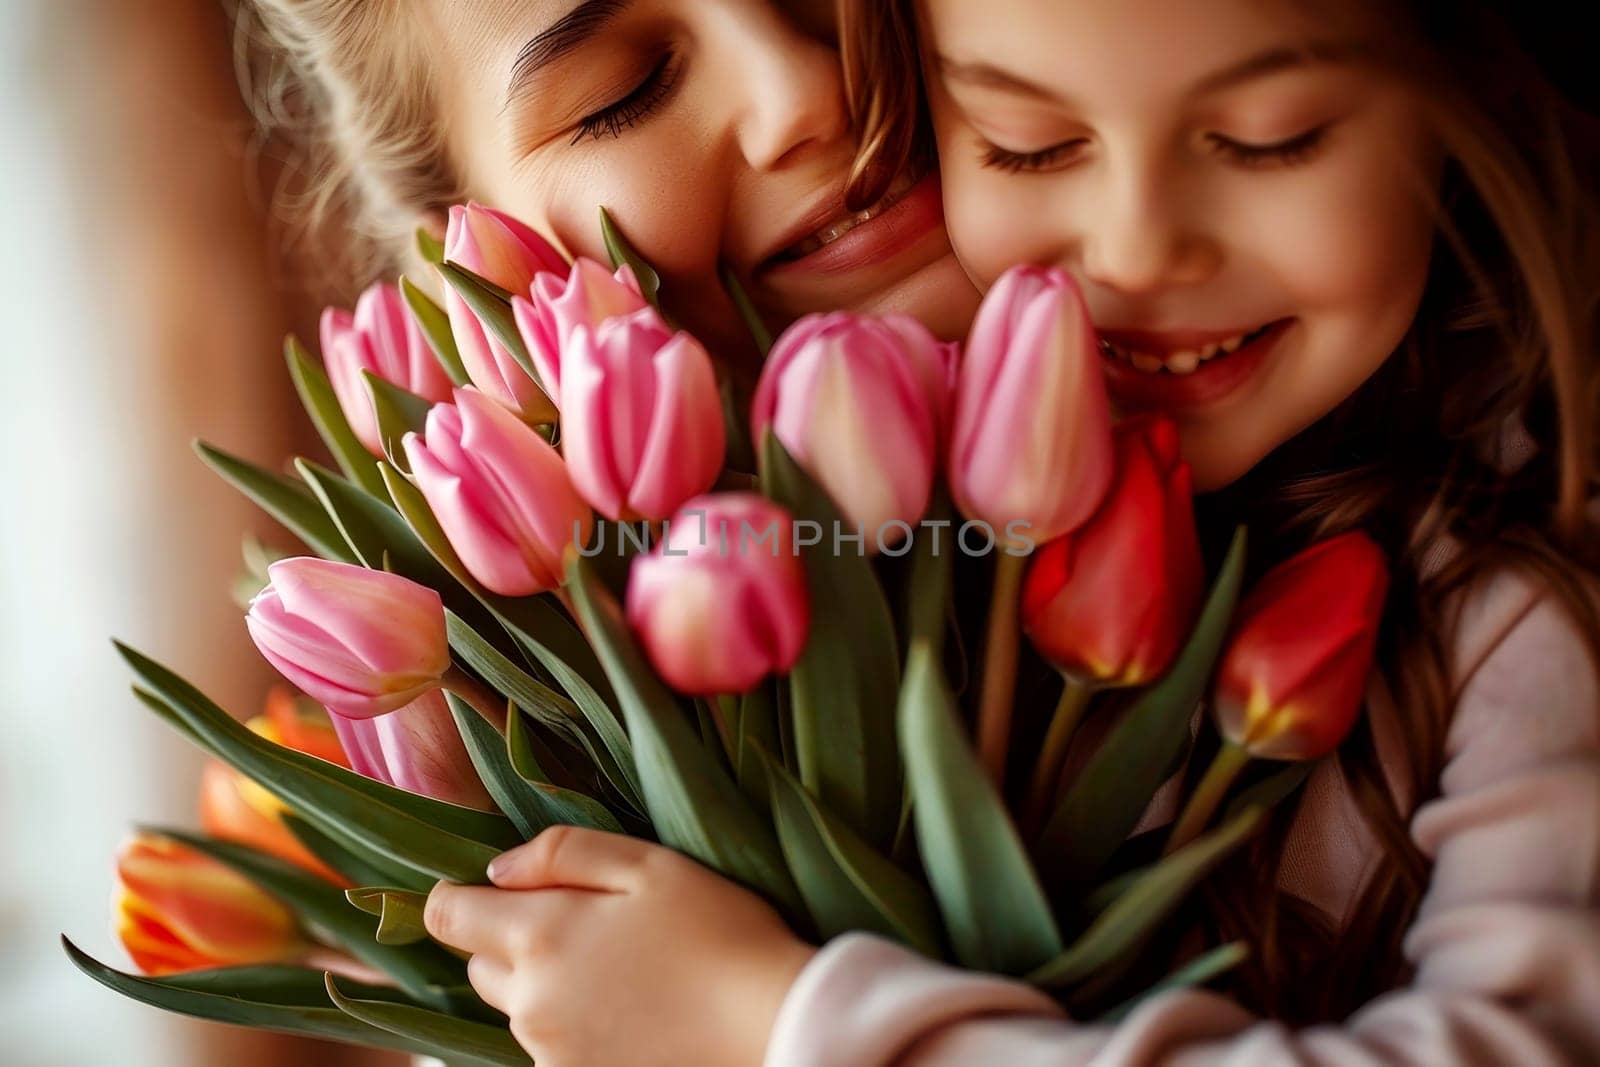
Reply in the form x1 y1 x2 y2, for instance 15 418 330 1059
0 2 392 1064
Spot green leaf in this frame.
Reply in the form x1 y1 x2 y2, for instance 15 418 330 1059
599 206 662 308
62 939 445 1059
448 692 622 837
281 813 434 894
344 887 431 946
733 682 781 814
566 552 804 919
416 227 446 265
195 442 352 563
401 275 471 386
363 371 434 473
1028 807 1263 988
1098 941 1249 1023
145 829 465 1005
436 262 550 402
760 431 902 847
326 976 527 1066
1038 527 1248 892
761 748 943 957
285 335 387 498
120 643 518 881
899 641 1061 975
446 610 585 744
502 705 627 833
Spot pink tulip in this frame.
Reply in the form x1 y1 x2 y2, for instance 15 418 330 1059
752 312 954 548
403 387 594 596
512 257 648 410
320 283 455 456
246 558 449 719
949 265 1114 547
626 494 809 695
443 202 567 423
329 690 496 810
558 306 725 522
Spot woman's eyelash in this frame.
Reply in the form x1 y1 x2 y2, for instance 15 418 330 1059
979 124 1332 173
572 52 681 145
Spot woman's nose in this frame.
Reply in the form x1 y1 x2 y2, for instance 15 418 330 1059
1075 172 1218 295
718 7 850 171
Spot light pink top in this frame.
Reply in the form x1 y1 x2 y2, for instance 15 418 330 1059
765 539 1600 1065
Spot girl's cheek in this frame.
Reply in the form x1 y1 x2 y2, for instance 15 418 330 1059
940 154 1050 290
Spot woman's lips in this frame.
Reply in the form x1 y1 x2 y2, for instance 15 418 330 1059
759 172 946 278
1100 318 1293 414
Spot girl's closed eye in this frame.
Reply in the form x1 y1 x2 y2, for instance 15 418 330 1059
572 49 684 144
978 122 1333 173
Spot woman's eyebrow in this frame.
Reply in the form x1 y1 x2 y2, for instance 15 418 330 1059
504 0 634 107
936 39 1360 107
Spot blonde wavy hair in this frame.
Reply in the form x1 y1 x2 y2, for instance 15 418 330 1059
232 0 462 295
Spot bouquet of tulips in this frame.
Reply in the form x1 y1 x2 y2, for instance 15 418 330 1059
65 203 1390 1063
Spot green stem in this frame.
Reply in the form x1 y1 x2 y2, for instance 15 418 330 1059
1023 675 1095 834
714 692 740 763
1164 741 1252 856
976 552 1029 787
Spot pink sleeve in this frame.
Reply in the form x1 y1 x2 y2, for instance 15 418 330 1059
764 574 1600 1067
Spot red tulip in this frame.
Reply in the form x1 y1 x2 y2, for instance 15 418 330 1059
1022 414 1203 687
1213 531 1389 760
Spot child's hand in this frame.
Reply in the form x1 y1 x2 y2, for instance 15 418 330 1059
424 826 817 1067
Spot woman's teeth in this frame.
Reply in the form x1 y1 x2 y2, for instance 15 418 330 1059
1098 325 1268 375
781 171 918 259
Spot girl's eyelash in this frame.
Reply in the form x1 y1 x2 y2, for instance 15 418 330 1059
978 124 1333 173
572 52 681 145
1209 124 1331 167
980 139 1086 174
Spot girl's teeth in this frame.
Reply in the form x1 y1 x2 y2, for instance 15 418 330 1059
1220 334 1244 353
1130 352 1164 373
1199 342 1220 360
1165 350 1200 375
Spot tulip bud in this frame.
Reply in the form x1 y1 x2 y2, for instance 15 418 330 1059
626 494 809 695
115 833 306 975
512 257 648 410
1022 414 1203 686
246 558 450 719
1214 531 1389 760
557 306 725 521
199 689 350 883
329 690 496 810
320 282 455 456
404 387 594 596
949 265 1114 547
443 202 567 423
752 313 955 549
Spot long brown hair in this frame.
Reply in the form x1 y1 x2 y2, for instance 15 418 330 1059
842 0 1600 1020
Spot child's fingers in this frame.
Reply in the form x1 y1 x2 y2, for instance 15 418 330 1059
466 953 513 1012
487 824 656 892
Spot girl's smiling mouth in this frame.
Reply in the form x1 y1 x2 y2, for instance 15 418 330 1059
1098 317 1295 413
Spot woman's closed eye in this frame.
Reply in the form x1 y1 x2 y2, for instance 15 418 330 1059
572 50 683 144
978 122 1333 174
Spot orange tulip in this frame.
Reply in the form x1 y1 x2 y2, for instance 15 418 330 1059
199 688 350 885
115 833 306 976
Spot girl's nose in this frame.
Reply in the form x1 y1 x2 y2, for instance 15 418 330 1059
718 8 850 171
1076 174 1218 295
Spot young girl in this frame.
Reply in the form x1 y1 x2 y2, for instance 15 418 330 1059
421 1 1600 1064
